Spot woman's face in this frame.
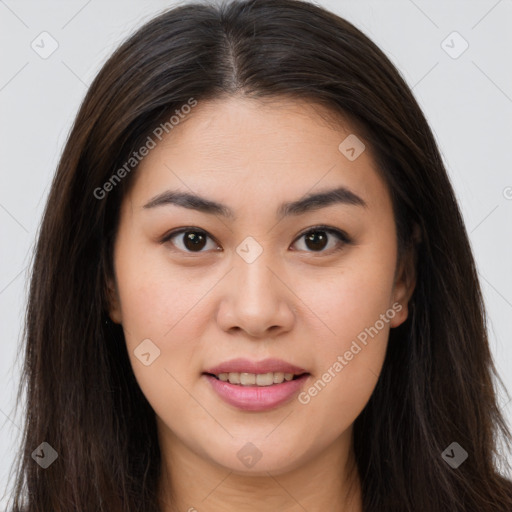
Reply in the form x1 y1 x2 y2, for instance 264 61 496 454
108 97 414 475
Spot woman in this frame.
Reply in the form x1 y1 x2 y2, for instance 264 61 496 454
8 0 512 510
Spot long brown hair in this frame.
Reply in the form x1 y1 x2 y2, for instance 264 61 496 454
7 0 512 510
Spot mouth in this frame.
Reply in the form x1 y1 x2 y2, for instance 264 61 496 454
202 370 311 412
203 371 310 386
202 358 311 411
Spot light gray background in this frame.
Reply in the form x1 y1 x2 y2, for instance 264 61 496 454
1 0 511 504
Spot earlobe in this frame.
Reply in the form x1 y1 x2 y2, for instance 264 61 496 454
390 281 416 328
390 226 420 328
106 277 123 324
389 286 413 328
391 266 416 327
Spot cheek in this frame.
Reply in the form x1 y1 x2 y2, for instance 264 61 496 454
113 243 208 393
305 242 396 344
295 244 396 427
293 312 391 447
114 239 203 341
296 335 388 448
115 262 209 434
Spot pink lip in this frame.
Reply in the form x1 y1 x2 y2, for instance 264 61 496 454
203 373 310 411
204 357 307 375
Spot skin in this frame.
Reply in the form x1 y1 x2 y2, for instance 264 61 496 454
107 96 416 512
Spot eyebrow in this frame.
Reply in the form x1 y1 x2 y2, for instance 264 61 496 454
142 186 367 220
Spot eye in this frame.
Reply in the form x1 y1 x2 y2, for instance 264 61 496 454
161 228 220 253
161 225 351 255
291 225 351 253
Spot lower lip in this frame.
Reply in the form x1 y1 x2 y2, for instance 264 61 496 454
203 373 310 412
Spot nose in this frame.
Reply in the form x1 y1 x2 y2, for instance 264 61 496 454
215 252 295 339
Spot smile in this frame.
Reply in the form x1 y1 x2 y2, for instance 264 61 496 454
203 372 310 411
207 371 306 386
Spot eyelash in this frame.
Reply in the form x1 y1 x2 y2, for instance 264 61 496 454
160 224 352 255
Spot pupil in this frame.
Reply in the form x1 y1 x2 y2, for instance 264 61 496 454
306 231 327 251
184 231 206 251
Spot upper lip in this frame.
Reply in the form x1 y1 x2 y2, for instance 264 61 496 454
204 358 308 375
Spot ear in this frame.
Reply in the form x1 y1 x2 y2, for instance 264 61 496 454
390 224 420 328
106 276 123 324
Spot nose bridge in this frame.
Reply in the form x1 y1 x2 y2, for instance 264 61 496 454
234 244 280 310
234 233 276 289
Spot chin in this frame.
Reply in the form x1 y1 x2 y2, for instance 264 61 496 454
203 439 307 476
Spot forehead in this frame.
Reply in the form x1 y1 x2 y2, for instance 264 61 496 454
126 96 390 214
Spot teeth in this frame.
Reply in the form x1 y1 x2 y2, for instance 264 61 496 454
273 372 285 383
240 372 256 386
228 372 240 384
215 372 298 386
